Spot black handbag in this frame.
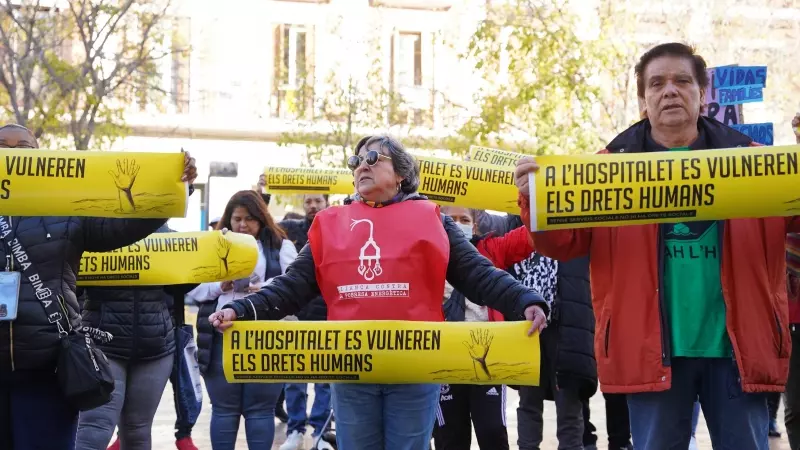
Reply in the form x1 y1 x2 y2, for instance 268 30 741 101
1 216 115 411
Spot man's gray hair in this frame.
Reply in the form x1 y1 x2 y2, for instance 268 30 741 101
354 135 420 194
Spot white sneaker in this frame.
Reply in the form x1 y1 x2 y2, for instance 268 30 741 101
280 431 305 450
688 436 698 450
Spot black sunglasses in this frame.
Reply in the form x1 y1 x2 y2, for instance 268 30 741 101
347 150 392 171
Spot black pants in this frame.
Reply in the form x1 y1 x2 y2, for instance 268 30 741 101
517 385 584 450
432 384 508 450
583 393 631 448
785 326 800 449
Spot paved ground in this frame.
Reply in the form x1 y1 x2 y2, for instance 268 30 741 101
147 309 791 449
150 383 791 449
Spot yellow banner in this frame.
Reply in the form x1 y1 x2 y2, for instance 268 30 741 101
263 167 354 195
469 144 800 230
77 231 258 286
0 149 187 218
222 320 540 385
469 145 523 168
264 155 519 213
416 155 518 214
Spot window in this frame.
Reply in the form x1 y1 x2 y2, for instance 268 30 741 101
392 31 422 89
272 23 315 118
275 24 310 90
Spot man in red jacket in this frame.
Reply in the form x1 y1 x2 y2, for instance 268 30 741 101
515 42 800 450
784 113 800 448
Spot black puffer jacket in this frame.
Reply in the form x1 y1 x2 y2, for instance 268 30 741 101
226 195 547 322
278 217 327 321
510 253 596 399
81 225 197 361
0 216 165 373
81 286 176 361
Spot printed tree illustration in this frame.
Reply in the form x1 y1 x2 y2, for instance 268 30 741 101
108 158 139 213
216 235 232 277
464 329 494 381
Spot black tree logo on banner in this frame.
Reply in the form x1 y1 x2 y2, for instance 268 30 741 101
464 329 494 381
109 159 140 213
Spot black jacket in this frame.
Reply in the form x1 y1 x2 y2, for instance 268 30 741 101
226 196 547 322
195 231 284 374
81 285 186 361
0 216 165 373
536 256 596 400
80 224 197 361
278 217 327 321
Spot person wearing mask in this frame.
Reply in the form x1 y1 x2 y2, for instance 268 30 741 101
278 194 334 450
75 225 198 450
515 42 799 449
189 190 297 450
208 134 548 450
0 124 197 450
783 113 800 448
434 206 534 450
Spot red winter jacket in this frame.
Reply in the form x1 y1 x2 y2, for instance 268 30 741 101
520 117 800 394
471 226 535 322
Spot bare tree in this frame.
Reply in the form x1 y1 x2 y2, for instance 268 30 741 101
0 0 176 149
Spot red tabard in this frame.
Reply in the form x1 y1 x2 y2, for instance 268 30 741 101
308 200 450 321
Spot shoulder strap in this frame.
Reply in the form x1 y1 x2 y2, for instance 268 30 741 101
0 216 72 336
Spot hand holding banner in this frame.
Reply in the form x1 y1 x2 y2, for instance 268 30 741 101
222 320 541 385
78 231 259 286
0 149 188 218
470 144 800 231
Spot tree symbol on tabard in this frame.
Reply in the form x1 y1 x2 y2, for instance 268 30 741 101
350 218 382 281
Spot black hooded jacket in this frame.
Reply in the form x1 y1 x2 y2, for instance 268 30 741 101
0 216 166 373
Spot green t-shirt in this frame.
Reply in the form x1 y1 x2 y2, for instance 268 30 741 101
662 221 731 357
662 146 731 358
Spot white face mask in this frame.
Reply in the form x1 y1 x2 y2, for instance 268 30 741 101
457 223 473 240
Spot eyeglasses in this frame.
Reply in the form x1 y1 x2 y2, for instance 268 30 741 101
347 150 392 171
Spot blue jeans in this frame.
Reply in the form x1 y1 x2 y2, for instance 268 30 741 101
285 383 332 436
691 401 700 437
627 357 768 450
331 383 440 450
203 335 283 450
0 371 78 450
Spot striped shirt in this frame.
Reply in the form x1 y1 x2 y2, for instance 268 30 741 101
789 233 800 278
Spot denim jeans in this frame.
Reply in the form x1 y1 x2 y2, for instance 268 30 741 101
0 371 78 450
285 383 332 436
331 383 440 450
627 357 768 450
785 326 800 449
691 401 700 437
203 335 283 450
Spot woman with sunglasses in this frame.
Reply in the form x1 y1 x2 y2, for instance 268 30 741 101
208 135 548 450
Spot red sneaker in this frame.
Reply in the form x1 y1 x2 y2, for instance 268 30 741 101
176 437 199 450
107 438 120 450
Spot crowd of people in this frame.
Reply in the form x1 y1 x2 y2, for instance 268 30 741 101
1 41 799 450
